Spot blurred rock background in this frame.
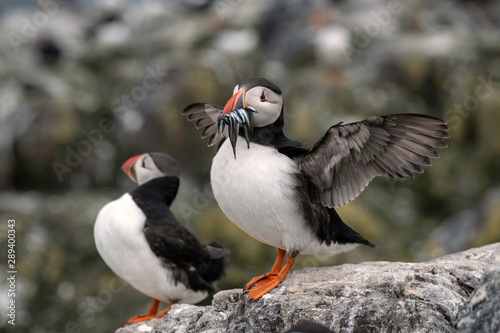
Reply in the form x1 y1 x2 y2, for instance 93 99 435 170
0 0 499 332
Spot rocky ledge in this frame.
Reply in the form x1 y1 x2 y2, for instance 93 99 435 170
117 243 500 333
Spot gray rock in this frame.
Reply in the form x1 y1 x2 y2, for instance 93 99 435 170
118 243 500 333
456 264 500 333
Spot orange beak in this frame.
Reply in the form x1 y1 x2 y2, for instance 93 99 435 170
222 88 245 116
121 154 142 183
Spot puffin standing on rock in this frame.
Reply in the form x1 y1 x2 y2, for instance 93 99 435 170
94 152 230 325
183 77 449 300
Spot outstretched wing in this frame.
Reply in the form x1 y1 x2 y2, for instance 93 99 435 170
294 114 449 208
182 103 224 147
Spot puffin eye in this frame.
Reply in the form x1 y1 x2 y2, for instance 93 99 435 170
142 160 146 168
260 91 267 102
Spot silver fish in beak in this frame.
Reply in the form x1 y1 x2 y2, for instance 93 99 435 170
217 106 257 159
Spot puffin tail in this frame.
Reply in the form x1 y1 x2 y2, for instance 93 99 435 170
206 242 231 259
326 208 376 248
195 241 230 285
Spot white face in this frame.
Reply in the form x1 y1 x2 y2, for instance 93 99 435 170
233 84 283 127
133 154 179 185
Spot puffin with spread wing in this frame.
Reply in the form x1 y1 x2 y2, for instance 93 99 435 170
183 77 449 300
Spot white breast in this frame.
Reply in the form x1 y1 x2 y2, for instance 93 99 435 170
211 139 315 253
94 194 207 304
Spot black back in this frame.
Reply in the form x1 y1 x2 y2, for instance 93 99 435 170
130 176 229 292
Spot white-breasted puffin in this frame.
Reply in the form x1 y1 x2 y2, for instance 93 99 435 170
182 77 449 300
94 152 230 325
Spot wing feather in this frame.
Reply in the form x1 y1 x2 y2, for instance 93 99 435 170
187 112 210 121
195 116 215 129
295 114 449 207
182 103 224 147
392 137 439 157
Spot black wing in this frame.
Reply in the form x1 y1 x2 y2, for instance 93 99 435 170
144 217 210 267
182 103 224 147
294 114 449 208
144 218 218 291
144 216 230 291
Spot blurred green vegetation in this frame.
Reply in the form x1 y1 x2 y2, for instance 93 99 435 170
0 0 500 332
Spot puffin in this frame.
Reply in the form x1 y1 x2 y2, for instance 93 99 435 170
182 77 449 300
94 152 230 325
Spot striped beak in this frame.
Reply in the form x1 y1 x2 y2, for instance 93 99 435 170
223 88 245 115
121 154 142 183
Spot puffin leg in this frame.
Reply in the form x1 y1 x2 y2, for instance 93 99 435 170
244 249 286 291
245 256 295 301
155 300 178 319
123 299 160 326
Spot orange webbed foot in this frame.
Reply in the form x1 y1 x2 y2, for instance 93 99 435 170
124 314 157 326
123 299 159 326
245 273 286 300
155 302 176 318
123 299 177 326
244 249 286 291
244 253 295 301
243 272 277 291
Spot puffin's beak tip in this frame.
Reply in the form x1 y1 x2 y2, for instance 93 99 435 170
121 154 141 183
223 88 244 115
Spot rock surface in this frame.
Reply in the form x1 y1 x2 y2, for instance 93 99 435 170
117 243 500 333
456 264 500 333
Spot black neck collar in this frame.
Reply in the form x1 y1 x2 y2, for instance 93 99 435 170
130 176 179 207
247 107 302 150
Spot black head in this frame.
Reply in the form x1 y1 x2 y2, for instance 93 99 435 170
222 77 283 127
121 152 180 185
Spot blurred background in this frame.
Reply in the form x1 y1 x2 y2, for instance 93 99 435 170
0 0 499 331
